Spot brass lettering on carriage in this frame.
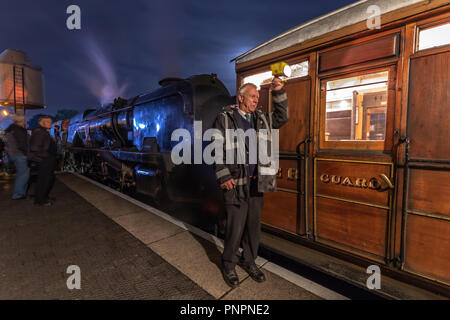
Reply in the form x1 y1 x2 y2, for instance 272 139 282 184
320 173 381 190
277 168 282 178
287 168 299 180
276 168 299 180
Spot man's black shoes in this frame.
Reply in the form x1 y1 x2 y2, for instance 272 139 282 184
239 263 266 283
221 267 239 288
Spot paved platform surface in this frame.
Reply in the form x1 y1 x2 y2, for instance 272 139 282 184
0 173 326 300
0 174 213 300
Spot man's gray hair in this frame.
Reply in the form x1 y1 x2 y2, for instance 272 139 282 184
238 82 257 96
10 114 25 123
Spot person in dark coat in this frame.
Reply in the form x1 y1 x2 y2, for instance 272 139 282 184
0 136 4 153
5 114 30 199
0 135 6 174
213 77 289 288
58 119 70 171
28 116 57 206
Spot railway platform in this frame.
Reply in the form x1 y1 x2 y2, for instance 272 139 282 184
0 172 446 300
0 172 338 300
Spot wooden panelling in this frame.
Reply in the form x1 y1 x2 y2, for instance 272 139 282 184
276 159 301 191
258 85 270 114
409 169 450 217
262 191 298 234
316 197 388 257
407 51 450 160
259 77 310 153
279 78 310 152
393 167 405 260
316 159 392 206
319 34 399 72
405 214 450 284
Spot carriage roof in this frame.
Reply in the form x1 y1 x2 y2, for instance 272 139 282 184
233 0 430 65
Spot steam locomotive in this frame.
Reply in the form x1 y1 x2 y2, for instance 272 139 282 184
57 74 235 233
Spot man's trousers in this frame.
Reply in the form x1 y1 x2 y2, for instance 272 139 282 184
35 156 56 204
222 179 264 271
10 155 30 199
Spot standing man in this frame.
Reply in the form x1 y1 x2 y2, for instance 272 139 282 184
5 114 30 200
28 116 57 206
213 77 289 287
58 119 70 171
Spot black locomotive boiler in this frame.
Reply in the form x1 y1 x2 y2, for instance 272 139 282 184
62 74 235 233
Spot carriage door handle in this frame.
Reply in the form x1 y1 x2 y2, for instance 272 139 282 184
379 174 394 190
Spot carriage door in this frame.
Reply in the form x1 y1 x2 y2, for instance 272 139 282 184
313 32 402 264
398 20 450 285
244 60 311 236
314 67 396 264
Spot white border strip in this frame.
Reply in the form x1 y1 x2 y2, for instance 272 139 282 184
72 173 349 300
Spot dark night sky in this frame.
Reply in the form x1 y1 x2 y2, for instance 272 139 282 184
1 0 355 119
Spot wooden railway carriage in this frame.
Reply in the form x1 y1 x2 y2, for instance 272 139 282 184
234 0 450 294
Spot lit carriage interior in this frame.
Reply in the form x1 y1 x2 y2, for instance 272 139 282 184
234 0 450 294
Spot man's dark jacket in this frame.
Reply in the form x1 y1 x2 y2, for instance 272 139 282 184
213 88 289 204
5 123 28 156
28 126 57 163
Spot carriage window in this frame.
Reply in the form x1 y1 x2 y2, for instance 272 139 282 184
418 22 450 51
288 61 309 79
243 61 309 89
243 70 272 89
325 71 388 141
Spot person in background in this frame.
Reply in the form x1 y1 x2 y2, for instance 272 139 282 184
28 116 57 206
59 119 70 171
5 114 30 199
53 122 63 171
0 134 7 175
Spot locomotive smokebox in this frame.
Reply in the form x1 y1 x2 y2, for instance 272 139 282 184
0 49 45 115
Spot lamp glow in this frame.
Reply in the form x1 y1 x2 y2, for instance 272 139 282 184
270 62 291 78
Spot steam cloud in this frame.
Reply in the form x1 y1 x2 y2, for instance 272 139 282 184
74 37 128 106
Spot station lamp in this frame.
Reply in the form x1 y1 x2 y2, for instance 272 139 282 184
267 62 291 112
270 62 291 78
